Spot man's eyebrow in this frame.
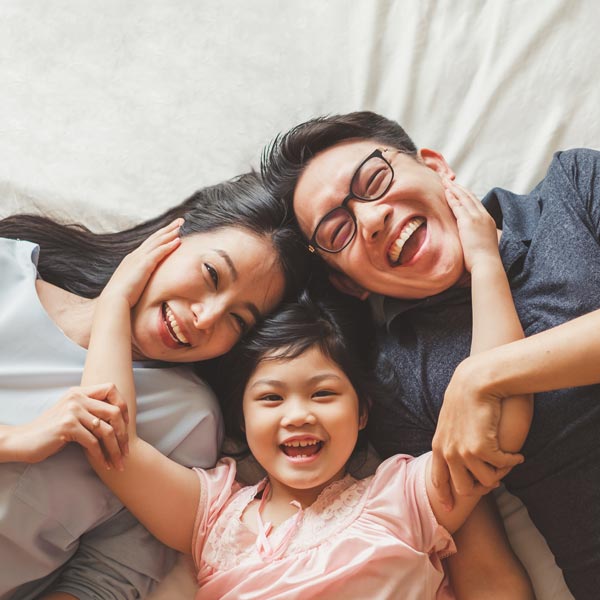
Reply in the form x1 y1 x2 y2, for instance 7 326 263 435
215 249 238 280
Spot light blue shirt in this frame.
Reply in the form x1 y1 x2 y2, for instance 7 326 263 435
0 238 223 599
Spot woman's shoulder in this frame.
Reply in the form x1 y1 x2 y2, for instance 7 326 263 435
0 237 39 298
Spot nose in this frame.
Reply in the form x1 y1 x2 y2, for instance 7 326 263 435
352 199 392 243
190 298 226 331
280 397 317 428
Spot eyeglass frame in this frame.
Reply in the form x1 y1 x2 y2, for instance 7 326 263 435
307 148 395 254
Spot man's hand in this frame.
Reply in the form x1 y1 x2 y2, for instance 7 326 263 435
431 358 524 509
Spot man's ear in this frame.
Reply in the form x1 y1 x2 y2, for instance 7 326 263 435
329 271 370 300
418 148 455 180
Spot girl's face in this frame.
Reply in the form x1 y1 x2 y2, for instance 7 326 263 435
130 227 285 362
242 345 368 503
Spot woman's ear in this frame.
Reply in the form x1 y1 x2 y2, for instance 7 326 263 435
418 148 455 180
329 271 370 301
358 400 370 431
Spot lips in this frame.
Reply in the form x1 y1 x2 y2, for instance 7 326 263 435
388 217 426 265
161 303 191 346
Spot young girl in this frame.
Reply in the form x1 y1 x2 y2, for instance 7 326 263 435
80 181 533 599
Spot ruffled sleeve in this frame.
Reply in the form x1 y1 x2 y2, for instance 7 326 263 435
191 458 240 569
366 452 456 562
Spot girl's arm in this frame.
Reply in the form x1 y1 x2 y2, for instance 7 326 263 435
81 220 200 554
429 180 532 532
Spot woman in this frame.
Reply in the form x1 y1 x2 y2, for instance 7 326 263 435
0 172 308 599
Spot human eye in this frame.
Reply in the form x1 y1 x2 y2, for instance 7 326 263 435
231 313 249 335
317 209 353 251
259 393 283 402
204 263 219 289
355 160 390 198
312 389 337 400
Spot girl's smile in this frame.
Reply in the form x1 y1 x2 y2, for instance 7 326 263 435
242 345 368 507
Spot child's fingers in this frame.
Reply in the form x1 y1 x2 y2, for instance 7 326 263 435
444 188 471 220
446 181 487 216
141 219 184 251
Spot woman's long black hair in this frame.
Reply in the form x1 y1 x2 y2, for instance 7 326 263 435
0 172 309 300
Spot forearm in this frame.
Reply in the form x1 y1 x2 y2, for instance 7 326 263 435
470 258 532 452
470 257 524 353
82 293 137 430
0 424 18 462
447 497 534 599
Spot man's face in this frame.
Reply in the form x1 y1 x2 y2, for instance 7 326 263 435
293 139 466 299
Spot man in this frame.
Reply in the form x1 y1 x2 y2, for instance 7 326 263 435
262 111 600 600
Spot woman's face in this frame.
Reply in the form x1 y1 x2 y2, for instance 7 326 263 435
130 227 285 362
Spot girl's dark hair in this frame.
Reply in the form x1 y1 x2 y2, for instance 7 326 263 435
0 172 309 300
261 111 417 218
218 289 379 465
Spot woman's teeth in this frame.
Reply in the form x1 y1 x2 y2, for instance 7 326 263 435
163 303 190 345
388 217 425 264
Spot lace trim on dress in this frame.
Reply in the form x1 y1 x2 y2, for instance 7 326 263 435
202 473 373 571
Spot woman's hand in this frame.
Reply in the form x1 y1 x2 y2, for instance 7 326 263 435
443 178 500 273
5 383 129 470
103 218 183 308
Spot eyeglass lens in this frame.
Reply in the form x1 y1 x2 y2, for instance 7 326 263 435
315 155 392 252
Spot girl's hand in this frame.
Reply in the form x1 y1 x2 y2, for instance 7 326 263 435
443 179 500 273
8 383 129 470
103 218 183 308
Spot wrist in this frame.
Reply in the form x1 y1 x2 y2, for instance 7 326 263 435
0 424 25 463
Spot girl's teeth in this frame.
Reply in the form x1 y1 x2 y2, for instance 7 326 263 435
388 217 425 263
284 440 318 447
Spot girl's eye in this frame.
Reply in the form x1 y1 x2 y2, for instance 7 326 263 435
204 263 219 288
313 389 336 399
232 313 248 335
260 394 282 402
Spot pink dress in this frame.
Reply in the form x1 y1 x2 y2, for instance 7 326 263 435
192 453 456 599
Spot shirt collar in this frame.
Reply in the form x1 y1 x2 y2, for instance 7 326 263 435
375 185 541 329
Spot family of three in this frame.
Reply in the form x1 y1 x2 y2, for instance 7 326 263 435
1 111 598 599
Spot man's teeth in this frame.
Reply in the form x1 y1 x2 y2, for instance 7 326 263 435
388 217 425 263
164 304 189 344
282 440 320 448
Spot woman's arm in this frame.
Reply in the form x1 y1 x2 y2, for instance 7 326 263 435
0 384 127 470
81 220 200 554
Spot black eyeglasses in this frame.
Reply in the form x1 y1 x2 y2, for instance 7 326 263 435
307 149 394 254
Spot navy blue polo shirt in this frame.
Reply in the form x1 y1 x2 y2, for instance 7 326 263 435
369 149 600 599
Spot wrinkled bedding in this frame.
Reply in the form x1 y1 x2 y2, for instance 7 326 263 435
2 2 597 598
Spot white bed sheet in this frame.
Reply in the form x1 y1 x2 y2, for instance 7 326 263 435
1 1 597 598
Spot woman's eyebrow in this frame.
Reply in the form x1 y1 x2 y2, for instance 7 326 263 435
214 249 238 280
214 248 261 322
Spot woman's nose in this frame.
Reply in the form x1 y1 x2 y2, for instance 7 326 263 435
190 300 225 331
354 200 392 243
